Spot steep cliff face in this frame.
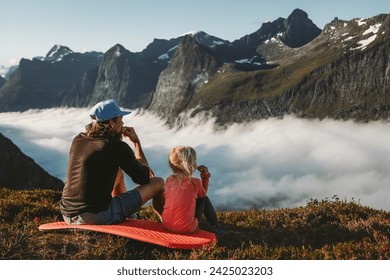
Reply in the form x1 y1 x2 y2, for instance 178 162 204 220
61 44 166 109
283 8 322 48
87 45 154 107
280 14 390 121
0 133 64 190
288 28 390 121
146 36 222 125
61 67 99 107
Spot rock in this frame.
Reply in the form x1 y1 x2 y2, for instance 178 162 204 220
0 133 64 190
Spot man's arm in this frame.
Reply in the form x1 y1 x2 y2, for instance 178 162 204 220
122 126 154 176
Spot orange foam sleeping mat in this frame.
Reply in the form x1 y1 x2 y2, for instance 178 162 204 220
39 218 217 249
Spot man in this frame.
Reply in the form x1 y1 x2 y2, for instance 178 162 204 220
60 99 164 224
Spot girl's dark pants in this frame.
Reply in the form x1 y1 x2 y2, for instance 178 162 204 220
195 196 220 229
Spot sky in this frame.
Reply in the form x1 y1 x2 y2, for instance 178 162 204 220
0 108 389 211
1 0 389 67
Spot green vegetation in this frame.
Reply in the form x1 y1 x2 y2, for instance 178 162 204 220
193 18 390 119
0 187 389 260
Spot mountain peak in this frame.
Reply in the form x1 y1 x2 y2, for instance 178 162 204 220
106 44 130 58
182 30 202 36
289 8 308 19
45 45 73 62
284 8 321 47
183 30 230 47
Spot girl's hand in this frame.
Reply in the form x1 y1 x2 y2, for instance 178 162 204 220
197 165 209 175
198 165 211 191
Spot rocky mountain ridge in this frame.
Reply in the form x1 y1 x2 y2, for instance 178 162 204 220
0 9 389 126
0 133 64 190
0 9 321 113
216 8 321 64
0 48 103 111
148 12 390 125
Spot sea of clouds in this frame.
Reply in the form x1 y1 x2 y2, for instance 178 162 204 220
0 108 389 211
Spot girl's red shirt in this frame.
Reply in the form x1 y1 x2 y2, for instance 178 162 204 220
162 173 210 233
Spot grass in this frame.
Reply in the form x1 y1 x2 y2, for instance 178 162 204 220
0 187 389 260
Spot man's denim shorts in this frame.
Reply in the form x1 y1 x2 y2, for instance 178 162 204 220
63 189 142 225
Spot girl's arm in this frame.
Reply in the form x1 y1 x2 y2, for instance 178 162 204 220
197 165 211 193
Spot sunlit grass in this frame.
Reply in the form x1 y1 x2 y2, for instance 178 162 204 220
0 188 389 260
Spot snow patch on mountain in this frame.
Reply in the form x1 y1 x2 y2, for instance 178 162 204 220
157 45 179 61
182 30 202 36
356 18 367 26
363 23 382 35
45 45 73 62
351 34 378 50
235 56 265 66
351 22 382 51
212 40 225 45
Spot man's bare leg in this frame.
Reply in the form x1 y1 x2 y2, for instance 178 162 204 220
135 177 165 218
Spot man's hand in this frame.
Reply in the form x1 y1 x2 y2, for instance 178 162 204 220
122 126 140 144
122 126 150 168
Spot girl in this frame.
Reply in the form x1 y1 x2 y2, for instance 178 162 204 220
162 146 221 233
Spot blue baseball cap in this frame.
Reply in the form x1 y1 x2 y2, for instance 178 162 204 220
89 99 131 122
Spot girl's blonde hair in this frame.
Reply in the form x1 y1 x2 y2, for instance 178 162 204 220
168 146 197 177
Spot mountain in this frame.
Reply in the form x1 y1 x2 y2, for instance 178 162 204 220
0 9 388 126
0 30 230 112
59 32 230 109
146 8 323 123
0 133 64 190
0 46 102 111
0 9 319 115
141 31 230 62
44 45 74 62
280 14 390 121
208 9 321 69
147 11 390 125
61 44 166 108
0 76 5 88
147 36 223 125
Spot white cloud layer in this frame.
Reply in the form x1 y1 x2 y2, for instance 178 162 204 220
1 108 389 211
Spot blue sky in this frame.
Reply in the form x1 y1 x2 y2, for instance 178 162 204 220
1 0 389 67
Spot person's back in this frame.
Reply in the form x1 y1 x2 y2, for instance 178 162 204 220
162 175 206 233
161 146 220 233
60 99 164 225
61 133 150 217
